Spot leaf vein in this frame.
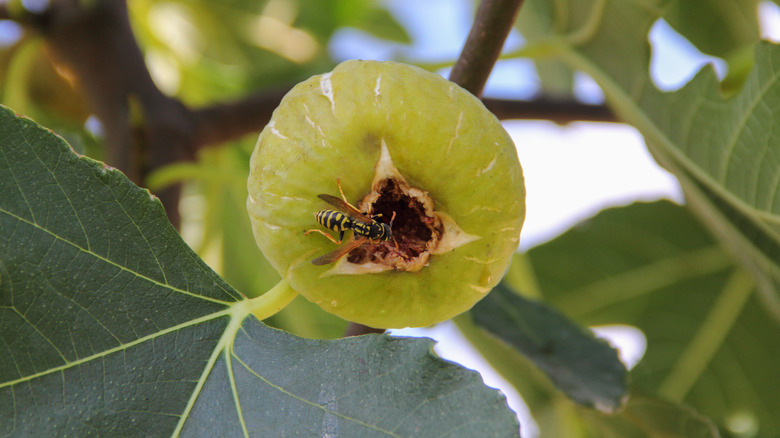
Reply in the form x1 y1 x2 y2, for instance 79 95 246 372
718 72 779 185
0 308 232 389
0 206 232 306
9 305 69 365
0 144 36 226
232 353 402 437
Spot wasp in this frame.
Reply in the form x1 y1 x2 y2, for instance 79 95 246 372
305 180 395 265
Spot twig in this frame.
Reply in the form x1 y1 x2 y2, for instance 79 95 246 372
191 89 289 148
482 97 616 123
449 0 525 97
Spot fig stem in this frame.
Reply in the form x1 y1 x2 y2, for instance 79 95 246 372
248 279 299 321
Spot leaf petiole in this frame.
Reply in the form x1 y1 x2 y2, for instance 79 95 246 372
246 279 300 321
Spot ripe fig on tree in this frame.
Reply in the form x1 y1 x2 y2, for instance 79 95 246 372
248 60 525 328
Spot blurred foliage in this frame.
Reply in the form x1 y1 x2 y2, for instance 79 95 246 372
513 0 763 96
0 0 410 338
2 0 780 436
129 1 408 322
128 0 410 103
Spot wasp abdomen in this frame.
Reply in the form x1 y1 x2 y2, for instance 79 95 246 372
315 210 353 232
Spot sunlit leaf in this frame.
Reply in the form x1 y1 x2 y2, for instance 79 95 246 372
516 0 760 92
662 0 759 63
343 6 412 44
516 0 575 96
519 0 780 317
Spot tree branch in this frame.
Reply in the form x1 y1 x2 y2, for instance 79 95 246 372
191 89 289 148
8 1 619 343
482 97 616 123
449 0 525 97
10 0 613 235
186 90 616 149
29 1 195 227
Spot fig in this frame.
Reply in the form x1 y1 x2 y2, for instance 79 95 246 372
247 60 525 328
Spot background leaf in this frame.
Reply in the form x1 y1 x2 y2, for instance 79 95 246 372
334 0 411 43
457 305 720 438
471 283 628 412
520 0 780 318
515 0 575 97
661 0 759 87
0 106 520 436
527 201 779 436
580 393 721 438
508 2 780 431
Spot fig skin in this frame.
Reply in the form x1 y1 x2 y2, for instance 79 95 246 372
247 60 525 329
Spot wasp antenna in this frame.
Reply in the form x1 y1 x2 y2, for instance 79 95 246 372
304 228 342 245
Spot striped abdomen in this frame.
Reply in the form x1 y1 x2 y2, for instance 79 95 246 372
314 209 391 242
315 210 354 232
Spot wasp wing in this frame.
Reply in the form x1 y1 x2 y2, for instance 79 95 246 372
317 194 373 223
311 238 368 265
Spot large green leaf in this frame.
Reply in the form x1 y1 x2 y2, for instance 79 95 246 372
185 321 519 437
0 106 520 436
513 3 780 431
528 201 779 436
471 283 628 412
516 0 780 315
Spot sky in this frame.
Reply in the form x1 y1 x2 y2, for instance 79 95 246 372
330 2 780 436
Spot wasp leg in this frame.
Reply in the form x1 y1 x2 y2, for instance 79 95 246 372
389 211 399 251
334 178 373 217
304 228 341 245
335 178 349 204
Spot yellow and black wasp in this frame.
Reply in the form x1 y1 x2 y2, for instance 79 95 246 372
305 180 395 265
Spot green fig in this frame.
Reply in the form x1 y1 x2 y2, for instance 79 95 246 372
247 60 525 328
